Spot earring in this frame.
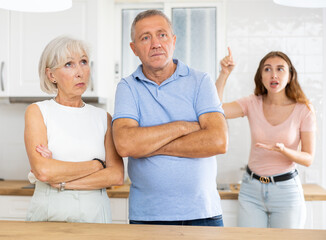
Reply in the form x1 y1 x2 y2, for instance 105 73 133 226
53 80 57 83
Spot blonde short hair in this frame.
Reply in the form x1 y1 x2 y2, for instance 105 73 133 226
39 36 90 94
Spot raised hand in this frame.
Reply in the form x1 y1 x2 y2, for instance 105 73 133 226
256 142 285 153
220 47 235 75
36 144 53 158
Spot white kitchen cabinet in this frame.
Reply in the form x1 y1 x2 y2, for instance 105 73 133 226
305 201 326 230
0 0 113 101
0 9 9 97
0 196 31 220
9 0 96 97
110 198 129 224
220 200 238 227
0 195 129 223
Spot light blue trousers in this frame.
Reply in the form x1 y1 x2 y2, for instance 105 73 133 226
237 171 306 228
26 181 112 223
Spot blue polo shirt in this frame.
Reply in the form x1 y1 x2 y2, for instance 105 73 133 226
113 59 224 221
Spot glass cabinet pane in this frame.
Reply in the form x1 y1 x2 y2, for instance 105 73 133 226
172 7 217 79
121 9 144 78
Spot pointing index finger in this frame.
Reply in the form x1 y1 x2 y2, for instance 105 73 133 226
227 47 233 59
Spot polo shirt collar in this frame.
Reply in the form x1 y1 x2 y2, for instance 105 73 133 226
132 59 189 86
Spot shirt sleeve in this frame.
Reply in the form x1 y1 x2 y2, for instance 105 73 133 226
195 73 224 117
300 104 316 132
112 80 139 123
236 95 254 117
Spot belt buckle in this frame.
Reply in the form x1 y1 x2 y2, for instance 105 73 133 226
259 176 270 184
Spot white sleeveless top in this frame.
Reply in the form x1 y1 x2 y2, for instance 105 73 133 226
28 99 107 183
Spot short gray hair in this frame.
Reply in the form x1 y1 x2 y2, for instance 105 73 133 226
130 9 174 42
38 36 90 94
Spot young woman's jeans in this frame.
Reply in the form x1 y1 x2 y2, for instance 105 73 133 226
237 171 306 228
130 215 224 226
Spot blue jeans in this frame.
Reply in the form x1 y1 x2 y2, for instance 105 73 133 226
130 215 224 226
237 172 306 228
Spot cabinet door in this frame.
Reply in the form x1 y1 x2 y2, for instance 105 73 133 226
0 196 31 220
110 198 129 224
220 200 238 227
9 0 97 97
0 9 9 97
305 201 326 230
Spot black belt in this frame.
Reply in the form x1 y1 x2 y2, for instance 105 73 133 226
246 166 298 184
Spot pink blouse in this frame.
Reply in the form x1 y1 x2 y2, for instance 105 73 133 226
237 94 316 176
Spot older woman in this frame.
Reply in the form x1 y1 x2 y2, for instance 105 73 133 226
24 36 124 223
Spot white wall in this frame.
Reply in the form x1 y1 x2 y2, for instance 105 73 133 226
0 103 29 180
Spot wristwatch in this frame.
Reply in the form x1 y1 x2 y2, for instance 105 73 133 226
59 182 66 191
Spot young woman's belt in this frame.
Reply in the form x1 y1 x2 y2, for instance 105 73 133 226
246 166 298 184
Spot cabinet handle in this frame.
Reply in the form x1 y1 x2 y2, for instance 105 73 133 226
0 61 4 92
115 62 119 75
90 61 94 91
114 62 120 82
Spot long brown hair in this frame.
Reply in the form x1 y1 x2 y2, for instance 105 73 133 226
254 51 310 107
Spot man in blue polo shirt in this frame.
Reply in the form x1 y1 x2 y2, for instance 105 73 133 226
112 9 228 226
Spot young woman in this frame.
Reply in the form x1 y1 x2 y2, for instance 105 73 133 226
24 36 124 223
216 48 316 228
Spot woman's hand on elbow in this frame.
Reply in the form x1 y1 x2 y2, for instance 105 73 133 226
36 144 52 158
32 145 54 182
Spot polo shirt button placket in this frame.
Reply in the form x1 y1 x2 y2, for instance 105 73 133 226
156 86 160 97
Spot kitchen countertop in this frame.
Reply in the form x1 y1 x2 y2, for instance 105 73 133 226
0 180 130 198
0 220 325 240
0 180 326 200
